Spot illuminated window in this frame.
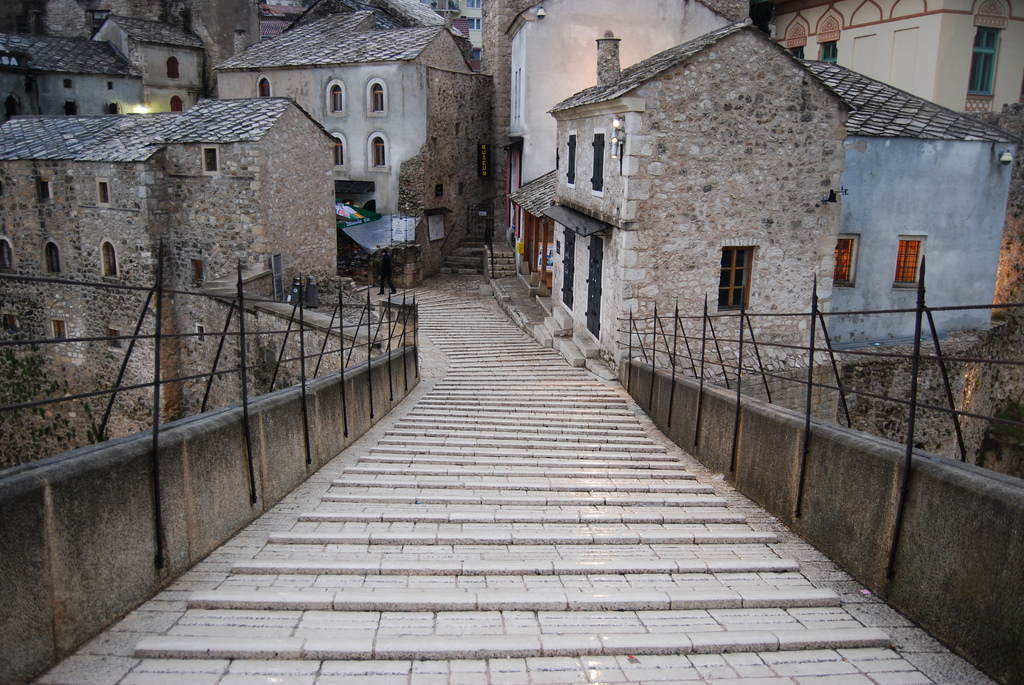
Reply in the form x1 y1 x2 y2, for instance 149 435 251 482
718 247 753 309
833 235 858 285
894 238 923 284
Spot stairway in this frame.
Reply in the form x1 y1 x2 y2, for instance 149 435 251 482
119 287 938 684
439 241 517 278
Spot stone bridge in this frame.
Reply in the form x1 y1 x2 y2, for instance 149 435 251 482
22 276 1000 684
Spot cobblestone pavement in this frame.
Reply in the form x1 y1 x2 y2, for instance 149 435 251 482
34 275 992 684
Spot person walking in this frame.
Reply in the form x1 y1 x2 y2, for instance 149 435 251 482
378 248 397 295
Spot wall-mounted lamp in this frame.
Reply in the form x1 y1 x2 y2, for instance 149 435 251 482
536 7 546 18
610 116 625 160
1000 148 1013 165
822 187 848 203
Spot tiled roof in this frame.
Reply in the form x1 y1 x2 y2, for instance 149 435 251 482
803 62 1014 142
102 16 204 49
296 0 444 30
0 31 138 76
0 98 297 162
261 18 291 38
509 170 556 217
216 12 445 69
551 22 747 113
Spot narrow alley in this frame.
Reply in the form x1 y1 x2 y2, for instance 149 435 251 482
34 276 990 685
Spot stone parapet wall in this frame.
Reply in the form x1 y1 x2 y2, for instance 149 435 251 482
0 347 419 685
626 360 1024 685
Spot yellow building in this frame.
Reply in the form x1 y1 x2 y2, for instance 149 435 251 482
774 0 1024 112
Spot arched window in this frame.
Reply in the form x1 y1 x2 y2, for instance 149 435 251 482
370 82 385 113
332 134 345 166
170 95 183 112
330 84 343 112
0 238 12 269
4 95 18 121
45 242 60 273
166 56 180 79
63 100 78 115
258 77 271 97
102 241 117 277
371 136 386 167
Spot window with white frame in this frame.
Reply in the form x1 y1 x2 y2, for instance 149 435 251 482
332 134 345 167
327 81 344 113
371 135 387 168
833 235 859 286
368 80 386 115
258 76 271 97
96 178 110 206
467 17 481 30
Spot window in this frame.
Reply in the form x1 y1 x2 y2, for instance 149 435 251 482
192 258 204 285
372 136 386 167
90 10 110 33
170 95 183 112
258 77 271 97
102 241 117 277
203 146 219 174
591 133 605 193
790 46 805 59
97 180 110 205
166 56 180 79
107 102 120 114
467 18 481 30
718 247 753 309
567 134 577 185
833 235 858 285
108 327 121 348
4 95 18 121
196 324 205 342
466 0 481 7
370 82 385 113
45 242 60 273
63 78 73 89
0 239 12 269
969 28 998 95
330 84 343 112
333 135 345 166
107 81 114 90
37 178 50 201
51 319 66 339
64 100 77 115
471 48 481 61
894 238 923 284
3 313 18 332
820 41 838 63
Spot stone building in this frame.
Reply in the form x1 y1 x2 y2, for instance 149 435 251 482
93 15 205 113
0 30 143 119
0 98 336 452
803 62 1016 344
546 22 848 366
482 0 746 259
215 3 494 283
774 0 1024 115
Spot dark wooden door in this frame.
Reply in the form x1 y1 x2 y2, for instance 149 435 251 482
562 228 575 309
586 235 603 338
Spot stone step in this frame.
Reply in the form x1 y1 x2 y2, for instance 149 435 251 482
266 527 775 546
396 416 648 434
320 491 727 507
186 587 841 612
135 626 891 661
365 445 668 460
381 429 657 446
342 465 695 479
359 454 680 469
231 556 800 576
370 440 665 454
329 476 705 493
298 506 744 524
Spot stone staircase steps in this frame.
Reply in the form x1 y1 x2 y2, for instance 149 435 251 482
297 506 745 524
320 492 728 506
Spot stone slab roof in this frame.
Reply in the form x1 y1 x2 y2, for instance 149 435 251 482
509 170 556 217
550 22 748 114
297 0 445 30
216 12 445 70
102 15 204 49
803 62 1014 143
0 98 297 162
0 31 138 76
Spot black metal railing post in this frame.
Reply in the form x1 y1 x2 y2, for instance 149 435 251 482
413 292 419 379
694 295 709 448
297 277 311 466
887 260 927 580
387 292 394 403
627 309 634 393
237 263 258 505
668 301 679 428
338 284 348 439
99 289 154 441
816 311 851 428
648 302 658 411
314 302 340 378
366 288 374 420
270 279 301 392
707 315 729 390
401 291 410 392
150 243 166 569
925 308 967 461
745 313 772 404
795 276 819 518
729 300 745 474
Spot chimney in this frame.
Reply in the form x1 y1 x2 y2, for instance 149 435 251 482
596 30 620 87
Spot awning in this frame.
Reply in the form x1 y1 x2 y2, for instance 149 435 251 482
424 206 452 216
336 202 382 227
541 204 612 237
341 214 418 251
335 180 375 195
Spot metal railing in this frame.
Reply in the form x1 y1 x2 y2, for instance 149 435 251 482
621 266 1024 580
1 245 418 567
